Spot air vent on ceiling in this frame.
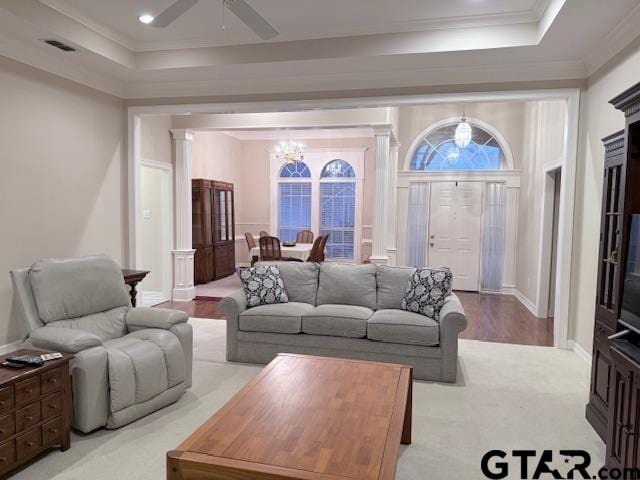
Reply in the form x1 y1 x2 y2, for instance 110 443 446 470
42 39 76 52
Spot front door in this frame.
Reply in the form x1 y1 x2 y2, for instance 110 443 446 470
428 181 482 291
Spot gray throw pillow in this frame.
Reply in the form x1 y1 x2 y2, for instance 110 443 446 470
239 265 289 308
401 267 453 320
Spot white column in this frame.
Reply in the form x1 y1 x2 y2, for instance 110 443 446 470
385 140 400 265
370 125 392 265
170 129 196 301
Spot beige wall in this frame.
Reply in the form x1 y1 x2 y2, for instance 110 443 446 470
570 38 640 352
397 102 528 170
0 56 126 345
141 115 172 164
516 100 566 306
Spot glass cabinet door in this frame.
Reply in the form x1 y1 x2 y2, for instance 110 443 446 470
598 161 623 313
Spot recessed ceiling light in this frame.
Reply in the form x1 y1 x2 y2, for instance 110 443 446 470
139 14 154 24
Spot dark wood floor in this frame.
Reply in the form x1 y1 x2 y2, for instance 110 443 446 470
155 299 223 318
456 291 554 346
156 292 554 347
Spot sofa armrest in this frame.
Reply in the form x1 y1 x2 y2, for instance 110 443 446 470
439 294 468 334
438 293 468 382
30 326 102 353
125 307 188 331
221 289 247 361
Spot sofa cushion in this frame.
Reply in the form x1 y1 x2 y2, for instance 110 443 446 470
401 267 453 320
239 302 313 334
255 261 319 305
29 255 131 323
376 266 416 310
368 309 439 346
239 265 288 308
302 304 373 338
316 263 377 309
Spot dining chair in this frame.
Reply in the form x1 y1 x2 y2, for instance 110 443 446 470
259 236 303 262
259 231 269 238
318 234 329 262
244 232 256 251
306 235 324 262
259 236 281 261
296 230 314 243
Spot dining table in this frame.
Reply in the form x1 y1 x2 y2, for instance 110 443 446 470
249 242 314 263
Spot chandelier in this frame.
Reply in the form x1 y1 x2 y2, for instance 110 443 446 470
454 110 472 148
275 133 304 164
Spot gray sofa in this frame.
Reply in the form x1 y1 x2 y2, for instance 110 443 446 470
221 262 467 382
10 255 193 433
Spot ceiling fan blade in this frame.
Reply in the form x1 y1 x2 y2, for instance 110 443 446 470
225 0 279 41
150 0 199 28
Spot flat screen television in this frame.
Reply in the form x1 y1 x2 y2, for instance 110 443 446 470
620 214 640 332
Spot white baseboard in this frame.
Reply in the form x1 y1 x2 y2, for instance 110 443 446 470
0 340 24 355
511 289 544 318
568 340 592 366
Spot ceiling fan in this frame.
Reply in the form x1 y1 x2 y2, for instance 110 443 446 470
142 0 279 41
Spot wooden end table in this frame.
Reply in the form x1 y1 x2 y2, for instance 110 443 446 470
121 269 150 307
168 353 412 480
0 349 73 476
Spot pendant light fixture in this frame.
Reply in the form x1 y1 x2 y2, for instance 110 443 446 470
454 107 472 148
275 131 304 165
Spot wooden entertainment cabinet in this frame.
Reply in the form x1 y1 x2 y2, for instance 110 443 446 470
586 81 640 469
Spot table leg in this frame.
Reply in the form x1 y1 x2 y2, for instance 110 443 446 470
251 255 259 266
401 369 412 445
128 281 140 307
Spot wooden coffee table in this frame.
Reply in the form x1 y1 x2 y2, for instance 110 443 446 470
167 353 412 480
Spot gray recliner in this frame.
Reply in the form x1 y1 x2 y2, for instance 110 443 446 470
10 255 193 433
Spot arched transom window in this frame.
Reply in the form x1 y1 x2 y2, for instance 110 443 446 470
409 122 508 171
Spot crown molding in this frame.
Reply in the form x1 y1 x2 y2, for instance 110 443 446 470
123 60 586 99
218 128 374 140
583 2 640 77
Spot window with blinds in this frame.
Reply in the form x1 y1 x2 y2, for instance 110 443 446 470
320 160 356 261
278 161 312 242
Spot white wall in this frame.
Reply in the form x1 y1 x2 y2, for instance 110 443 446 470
570 37 640 352
0 56 126 345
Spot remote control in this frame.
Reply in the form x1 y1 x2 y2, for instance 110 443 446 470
6 355 44 367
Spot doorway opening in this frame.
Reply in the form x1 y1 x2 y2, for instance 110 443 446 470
139 162 173 306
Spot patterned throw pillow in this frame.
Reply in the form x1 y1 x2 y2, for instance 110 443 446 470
239 265 289 308
401 267 453 320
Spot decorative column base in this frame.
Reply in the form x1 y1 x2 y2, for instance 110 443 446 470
172 249 196 301
385 248 397 266
369 255 390 266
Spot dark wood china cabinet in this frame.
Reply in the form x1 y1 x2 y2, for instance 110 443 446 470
192 179 235 284
586 80 640 470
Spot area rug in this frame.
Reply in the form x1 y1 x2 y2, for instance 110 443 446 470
11 318 604 480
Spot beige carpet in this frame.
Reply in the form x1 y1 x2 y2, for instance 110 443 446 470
12 318 604 480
